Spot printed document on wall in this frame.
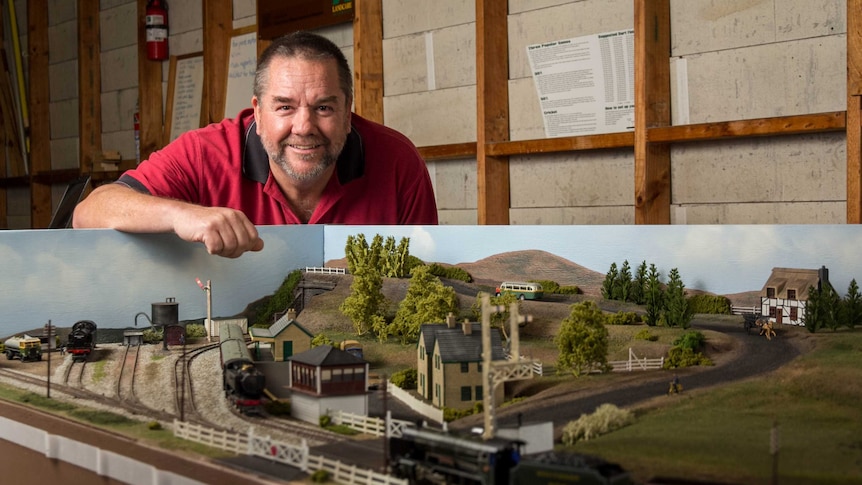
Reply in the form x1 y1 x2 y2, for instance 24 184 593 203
527 29 635 138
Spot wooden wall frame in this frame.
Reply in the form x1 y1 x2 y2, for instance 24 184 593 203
416 0 854 225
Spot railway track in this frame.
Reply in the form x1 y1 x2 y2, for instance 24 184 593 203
116 344 140 402
174 343 218 423
61 357 86 387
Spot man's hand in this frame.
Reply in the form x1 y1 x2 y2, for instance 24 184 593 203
172 206 265 258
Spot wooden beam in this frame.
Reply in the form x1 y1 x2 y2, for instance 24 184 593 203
649 112 845 143
28 0 50 228
848 0 862 223
78 0 101 174
353 0 383 122
488 133 635 157
634 0 671 224
418 142 478 162
476 0 510 224
202 0 232 125
137 0 164 162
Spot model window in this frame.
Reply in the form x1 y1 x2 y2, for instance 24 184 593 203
321 369 331 382
767 287 776 298
460 362 469 373
475 385 483 399
790 307 798 320
461 386 471 401
769 306 777 317
787 289 797 300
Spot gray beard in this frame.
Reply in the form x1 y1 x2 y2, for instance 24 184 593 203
271 147 337 183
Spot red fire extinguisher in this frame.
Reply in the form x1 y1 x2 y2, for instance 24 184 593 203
145 0 169 61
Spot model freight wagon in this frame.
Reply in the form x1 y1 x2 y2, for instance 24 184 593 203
4 335 43 361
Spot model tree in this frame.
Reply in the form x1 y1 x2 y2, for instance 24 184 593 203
345 233 413 278
555 301 610 377
390 265 458 344
340 264 386 337
663 268 692 329
601 262 618 300
842 279 862 329
644 263 664 326
631 260 648 304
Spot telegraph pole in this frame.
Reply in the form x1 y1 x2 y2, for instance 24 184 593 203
44 320 52 399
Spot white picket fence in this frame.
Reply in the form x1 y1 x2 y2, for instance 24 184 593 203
329 409 414 438
305 266 347 275
608 348 664 372
173 420 405 485
731 305 760 315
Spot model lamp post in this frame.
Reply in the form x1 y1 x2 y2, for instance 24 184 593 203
195 278 212 342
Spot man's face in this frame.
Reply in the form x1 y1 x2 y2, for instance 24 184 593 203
253 56 352 184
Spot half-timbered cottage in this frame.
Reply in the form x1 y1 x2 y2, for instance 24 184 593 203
760 266 830 326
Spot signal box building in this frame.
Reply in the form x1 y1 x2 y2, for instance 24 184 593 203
417 315 506 411
760 266 830 327
287 345 369 424
248 309 314 361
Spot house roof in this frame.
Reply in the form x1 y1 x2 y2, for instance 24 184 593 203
289 344 365 366
248 315 314 339
760 267 825 300
420 322 506 363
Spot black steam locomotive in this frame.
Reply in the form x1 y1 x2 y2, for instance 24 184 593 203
218 322 265 414
66 320 97 362
389 426 632 485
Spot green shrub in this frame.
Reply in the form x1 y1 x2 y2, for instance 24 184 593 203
561 403 634 445
70 409 135 426
427 263 473 282
557 285 581 295
443 405 477 422
148 421 163 430
310 469 331 483
390 368 417 389
184 324 207 338
664 346 713 368
319 414 331 427
142 327 163 344
605 311 640 325
687 294 732 314
673 331 706 351
633 328 658 341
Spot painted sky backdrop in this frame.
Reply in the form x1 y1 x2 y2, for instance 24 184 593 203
3 224 861 336
323 225 862 296
0 226 322 336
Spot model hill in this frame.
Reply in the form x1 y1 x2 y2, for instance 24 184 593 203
451 249 606 296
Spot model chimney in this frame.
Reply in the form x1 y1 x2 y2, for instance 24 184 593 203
462 319 472 335
446 312 456 328
287 308 297 321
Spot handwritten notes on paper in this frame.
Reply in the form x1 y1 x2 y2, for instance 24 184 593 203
224 31 257 119
167 55 204 142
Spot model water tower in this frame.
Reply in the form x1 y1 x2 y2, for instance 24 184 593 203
152 297 179 349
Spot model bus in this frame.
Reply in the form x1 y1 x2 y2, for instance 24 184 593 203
495 281 544 300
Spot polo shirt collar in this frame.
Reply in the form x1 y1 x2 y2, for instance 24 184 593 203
242 120 365 185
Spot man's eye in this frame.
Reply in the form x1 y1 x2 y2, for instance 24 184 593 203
316 105 334 113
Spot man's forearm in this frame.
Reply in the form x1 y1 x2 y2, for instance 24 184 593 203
72 183 183 233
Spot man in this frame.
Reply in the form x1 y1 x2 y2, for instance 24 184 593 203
73 32 438 258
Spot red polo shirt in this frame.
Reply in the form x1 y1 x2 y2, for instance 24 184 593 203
119 110 438 225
